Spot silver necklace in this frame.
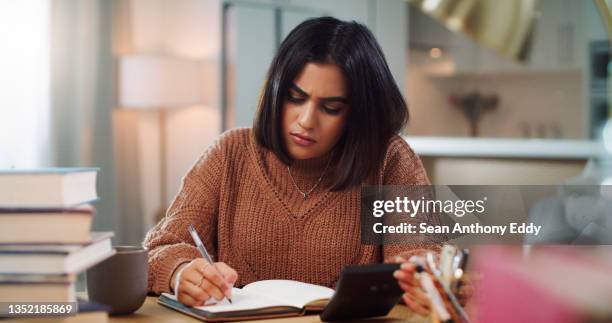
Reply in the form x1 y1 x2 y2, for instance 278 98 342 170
287 158 332 199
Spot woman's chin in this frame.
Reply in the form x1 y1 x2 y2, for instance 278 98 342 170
288 148 319 160
290 153 316 160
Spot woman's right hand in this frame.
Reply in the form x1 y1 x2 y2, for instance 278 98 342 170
170 258 238 306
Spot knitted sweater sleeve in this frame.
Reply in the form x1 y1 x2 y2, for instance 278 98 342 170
380 136 442 262
142 137 225 295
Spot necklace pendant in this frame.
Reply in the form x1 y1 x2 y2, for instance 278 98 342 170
287 159 331 202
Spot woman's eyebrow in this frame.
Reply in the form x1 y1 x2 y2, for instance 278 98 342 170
290 84 309 97
291 83 348 104
320 96 348 104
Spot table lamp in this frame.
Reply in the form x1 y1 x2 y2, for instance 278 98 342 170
118 54 205 221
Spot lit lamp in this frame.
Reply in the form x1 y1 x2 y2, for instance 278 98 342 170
408 0 538 61
118 54 205 220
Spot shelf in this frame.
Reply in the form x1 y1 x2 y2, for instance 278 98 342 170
403 136 604 159
421 67 583 79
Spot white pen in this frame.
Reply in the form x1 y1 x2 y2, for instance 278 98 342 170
415 265 451 322
188 224 233 303
408 254 451 322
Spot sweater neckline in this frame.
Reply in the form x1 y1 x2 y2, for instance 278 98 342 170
249 134 338 219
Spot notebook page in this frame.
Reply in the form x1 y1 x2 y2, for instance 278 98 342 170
162 288 291 313
243 280 334 308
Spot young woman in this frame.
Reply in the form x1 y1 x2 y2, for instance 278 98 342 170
144 16 436 315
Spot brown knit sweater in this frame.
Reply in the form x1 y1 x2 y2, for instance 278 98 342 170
143 128 432 294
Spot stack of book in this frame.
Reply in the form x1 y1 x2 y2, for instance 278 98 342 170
0 168 115 320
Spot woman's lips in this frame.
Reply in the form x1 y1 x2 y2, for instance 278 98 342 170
290 133 316 146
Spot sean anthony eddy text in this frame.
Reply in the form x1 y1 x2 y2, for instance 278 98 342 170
372 222 542 236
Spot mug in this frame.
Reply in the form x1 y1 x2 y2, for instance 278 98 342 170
86 246 148 315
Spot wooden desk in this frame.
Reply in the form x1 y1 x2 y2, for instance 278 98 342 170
108 296 426 322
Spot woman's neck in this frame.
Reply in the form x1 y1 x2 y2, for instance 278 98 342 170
290 150 334 172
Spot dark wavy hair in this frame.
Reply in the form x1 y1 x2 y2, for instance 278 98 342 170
253 16 408 191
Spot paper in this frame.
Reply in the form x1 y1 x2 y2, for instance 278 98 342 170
162 280 334 313
164 288 286 313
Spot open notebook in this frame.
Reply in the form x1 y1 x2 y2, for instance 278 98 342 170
158 280 334 322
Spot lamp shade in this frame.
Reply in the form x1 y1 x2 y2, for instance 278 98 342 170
112 0 220 59
118 55 204 109
408 0 538 61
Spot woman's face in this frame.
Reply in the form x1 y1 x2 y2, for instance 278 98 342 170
281 62 350 160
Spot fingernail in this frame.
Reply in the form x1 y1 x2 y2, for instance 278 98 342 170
401 262 414 270
393 270 404 279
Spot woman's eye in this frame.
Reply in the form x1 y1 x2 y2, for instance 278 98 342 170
287 94 304 103
322 106 341 115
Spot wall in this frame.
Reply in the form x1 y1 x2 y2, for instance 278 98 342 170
422 157 586 185
406 61 584 139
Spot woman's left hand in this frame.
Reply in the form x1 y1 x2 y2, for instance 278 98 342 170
392 256 432 317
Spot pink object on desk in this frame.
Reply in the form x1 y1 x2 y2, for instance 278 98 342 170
473 246 583 323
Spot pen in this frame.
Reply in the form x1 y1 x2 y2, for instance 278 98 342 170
415 265 451 322
426 252 471 323
187 224 233 303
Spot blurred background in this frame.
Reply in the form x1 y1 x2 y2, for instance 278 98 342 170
0 0 610 244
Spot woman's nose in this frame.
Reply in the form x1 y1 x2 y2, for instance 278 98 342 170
297 102 317 130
